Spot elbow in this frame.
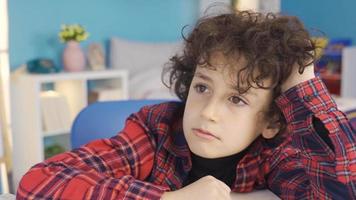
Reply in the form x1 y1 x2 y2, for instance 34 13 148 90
16 166 49 199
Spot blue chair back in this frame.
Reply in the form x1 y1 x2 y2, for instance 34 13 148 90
71 99 166 148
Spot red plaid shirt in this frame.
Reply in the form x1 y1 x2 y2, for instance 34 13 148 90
17 77 356 199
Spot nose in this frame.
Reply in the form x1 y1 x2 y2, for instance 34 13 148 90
200 98 219 122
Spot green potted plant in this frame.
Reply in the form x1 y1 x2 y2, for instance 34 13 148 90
59 24 89 72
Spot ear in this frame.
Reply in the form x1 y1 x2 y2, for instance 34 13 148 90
261 123 280 139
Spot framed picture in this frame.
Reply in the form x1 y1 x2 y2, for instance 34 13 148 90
87 43 105 70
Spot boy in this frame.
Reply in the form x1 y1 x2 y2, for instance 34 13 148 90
17 10 355 199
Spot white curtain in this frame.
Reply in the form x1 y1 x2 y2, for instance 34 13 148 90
0 0 11 193
199 0 231 16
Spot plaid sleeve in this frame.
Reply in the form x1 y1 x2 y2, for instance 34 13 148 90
16 114 168 200
268 77 356 199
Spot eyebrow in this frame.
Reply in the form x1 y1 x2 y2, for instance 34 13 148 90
195 71 258 97
195 72 213 82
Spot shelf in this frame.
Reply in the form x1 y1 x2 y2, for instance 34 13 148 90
320 73 341 80
44 134 71 159
10 68 129 189
320 73 341 95
43 129 70 137
13 69 128 83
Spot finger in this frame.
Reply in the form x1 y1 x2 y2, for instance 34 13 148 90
203 175 231 194
218 187 232 200
206 176 230 193
215 179 231 193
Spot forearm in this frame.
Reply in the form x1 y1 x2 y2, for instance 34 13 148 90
17 118 165 199
17 162 166 199
278 77 355 179
273 77 356 198
280 63 315 93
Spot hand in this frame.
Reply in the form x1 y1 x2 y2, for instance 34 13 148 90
161 175 231 200
281 63 315 92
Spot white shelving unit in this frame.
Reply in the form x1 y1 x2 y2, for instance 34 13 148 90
10 69 128 190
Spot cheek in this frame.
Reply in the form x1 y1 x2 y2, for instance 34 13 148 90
183 90 201 118
223 115 262 145
182 99 196 132
223 126 261 153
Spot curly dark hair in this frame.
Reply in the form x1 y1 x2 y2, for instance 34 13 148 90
163 9 316 133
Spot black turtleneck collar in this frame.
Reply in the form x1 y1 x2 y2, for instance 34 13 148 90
183 149 247 187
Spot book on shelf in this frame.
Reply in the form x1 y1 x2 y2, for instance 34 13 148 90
315 38 352 95
40 91 71 134
88 87 123 103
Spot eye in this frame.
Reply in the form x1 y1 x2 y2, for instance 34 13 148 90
193 83 209 94
228 95 247 105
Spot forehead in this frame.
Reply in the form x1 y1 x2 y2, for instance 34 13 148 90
196 52 247 84
200 51 247 71
196 52 272 91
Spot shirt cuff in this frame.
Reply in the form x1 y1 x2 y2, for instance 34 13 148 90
275 76 338 123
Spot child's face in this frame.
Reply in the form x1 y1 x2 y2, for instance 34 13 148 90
183 53 274 158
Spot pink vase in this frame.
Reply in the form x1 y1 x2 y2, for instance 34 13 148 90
62 41 86 72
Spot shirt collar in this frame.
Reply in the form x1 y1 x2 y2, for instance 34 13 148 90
161 117 275 176
162 117 192 171
158 101 288 188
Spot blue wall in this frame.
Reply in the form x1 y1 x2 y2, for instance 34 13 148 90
282 0 356 43
8 0 199 70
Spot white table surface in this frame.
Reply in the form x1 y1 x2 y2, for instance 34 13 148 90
0 190 280 200
0 194 15 200
231 190 280 200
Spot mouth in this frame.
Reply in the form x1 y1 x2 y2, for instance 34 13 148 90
192 128 220 140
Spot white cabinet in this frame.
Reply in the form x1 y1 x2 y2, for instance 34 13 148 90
10 69 128 190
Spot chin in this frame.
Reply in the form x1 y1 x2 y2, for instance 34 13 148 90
190 147 224 158
193 145 247 159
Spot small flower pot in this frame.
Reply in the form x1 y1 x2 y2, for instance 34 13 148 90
62 41 86 72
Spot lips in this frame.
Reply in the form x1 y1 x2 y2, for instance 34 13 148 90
192 128 220 140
